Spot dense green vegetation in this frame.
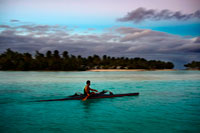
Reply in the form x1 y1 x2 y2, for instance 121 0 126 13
184 61 200 69
0 49 174 71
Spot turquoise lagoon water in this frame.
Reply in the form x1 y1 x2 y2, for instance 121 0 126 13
0 71 200 133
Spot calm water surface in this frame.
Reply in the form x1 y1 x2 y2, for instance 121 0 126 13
0 71 200 133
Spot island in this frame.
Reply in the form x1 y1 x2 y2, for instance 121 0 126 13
184 61 200 70
0 49 174 71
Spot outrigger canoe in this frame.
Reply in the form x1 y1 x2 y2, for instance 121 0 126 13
37 91 139 102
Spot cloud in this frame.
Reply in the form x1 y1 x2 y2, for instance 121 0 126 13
117 7 200 23
87 28 96 31
120 29 157 42
194 36 200 43
107 27 200 57
0 23 200 68
115 27 143 34
10 19 20 22
0 25 11 28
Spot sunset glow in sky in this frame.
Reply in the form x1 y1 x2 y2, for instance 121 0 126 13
0 0 200 68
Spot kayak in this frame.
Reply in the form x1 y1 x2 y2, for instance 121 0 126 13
37 92 139 102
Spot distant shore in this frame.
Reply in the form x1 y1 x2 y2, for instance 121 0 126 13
1 68 199 72
87 69 177 72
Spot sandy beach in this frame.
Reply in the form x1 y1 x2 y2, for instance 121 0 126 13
87 69 177 72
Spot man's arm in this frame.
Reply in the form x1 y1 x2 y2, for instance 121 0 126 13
89 88 98 92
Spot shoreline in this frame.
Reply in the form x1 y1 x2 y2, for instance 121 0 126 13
1 69 200 72
87 69 177 72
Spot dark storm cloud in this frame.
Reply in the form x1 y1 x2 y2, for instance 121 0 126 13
117 7 200 23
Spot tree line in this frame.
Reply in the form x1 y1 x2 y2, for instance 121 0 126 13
0 49 175 71
184 61 200 69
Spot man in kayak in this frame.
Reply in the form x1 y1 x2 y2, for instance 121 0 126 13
82 80 98 101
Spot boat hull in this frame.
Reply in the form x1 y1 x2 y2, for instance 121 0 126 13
37 92 139 102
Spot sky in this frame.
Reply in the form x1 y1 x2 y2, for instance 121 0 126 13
0 0 200 68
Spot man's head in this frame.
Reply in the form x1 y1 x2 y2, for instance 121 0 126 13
86 80 90 85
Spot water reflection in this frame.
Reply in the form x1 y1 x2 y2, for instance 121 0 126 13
82 100 99 112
